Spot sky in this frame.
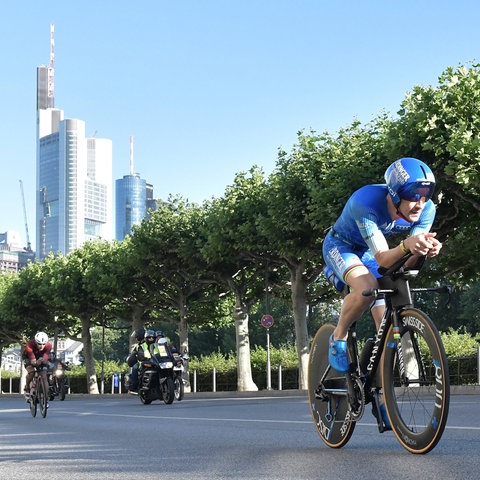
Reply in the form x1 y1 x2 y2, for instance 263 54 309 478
1 1 480 250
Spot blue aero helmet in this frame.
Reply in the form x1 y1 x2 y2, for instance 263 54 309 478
385 157 435 206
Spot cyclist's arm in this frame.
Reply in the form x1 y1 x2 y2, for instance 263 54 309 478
367 228 409 268
370 228 438 266
356 216 414 267
24 343 36 363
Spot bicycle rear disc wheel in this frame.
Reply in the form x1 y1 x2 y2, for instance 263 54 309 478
38 377 48 418
308 324 356 448
382 308 449 454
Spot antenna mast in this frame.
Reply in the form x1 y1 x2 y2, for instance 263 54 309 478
130 135 134 175
47 21 55 102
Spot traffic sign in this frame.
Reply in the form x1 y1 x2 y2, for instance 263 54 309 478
261 314 274 329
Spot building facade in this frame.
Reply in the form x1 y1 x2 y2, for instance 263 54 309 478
115 136 156 240
115 174 147 240
36 39 113 258
0 231 35 271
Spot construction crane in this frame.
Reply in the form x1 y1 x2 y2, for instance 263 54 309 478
19 180 32 252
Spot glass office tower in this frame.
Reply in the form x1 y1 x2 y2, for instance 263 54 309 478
36 50 113 258
115 174 147 240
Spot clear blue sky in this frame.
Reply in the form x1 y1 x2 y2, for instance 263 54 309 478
2 1 480 249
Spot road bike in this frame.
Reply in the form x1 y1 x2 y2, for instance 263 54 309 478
28 365 49 418
308 253 450 454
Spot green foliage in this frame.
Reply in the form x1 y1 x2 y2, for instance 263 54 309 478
188 350 237 374
250 344 298 370
439 327 480 359
67 360 129 379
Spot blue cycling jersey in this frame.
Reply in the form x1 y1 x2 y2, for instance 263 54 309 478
332 184 435 255
323 184 436 288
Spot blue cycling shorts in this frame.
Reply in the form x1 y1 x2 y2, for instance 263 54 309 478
323 230 381 290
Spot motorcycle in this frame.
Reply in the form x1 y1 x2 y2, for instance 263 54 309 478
48 361 70 401
138 338 175 405
172 351 189 401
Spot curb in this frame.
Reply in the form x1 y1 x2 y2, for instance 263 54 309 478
2 386 479 399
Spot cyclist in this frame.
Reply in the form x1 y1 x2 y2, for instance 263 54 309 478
22 331 53 401
323 158 442 423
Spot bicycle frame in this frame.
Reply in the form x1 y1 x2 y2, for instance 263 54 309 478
309 253 451 452
316 254 449 425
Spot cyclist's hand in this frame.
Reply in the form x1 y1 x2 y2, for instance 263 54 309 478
36 359 45 366
426 236 442 257
406 232 439 256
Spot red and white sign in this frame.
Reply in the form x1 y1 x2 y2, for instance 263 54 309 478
261 314 274 329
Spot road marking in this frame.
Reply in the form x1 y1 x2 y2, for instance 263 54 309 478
44 409 480 431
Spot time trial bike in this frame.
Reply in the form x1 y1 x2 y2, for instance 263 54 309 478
308 253 450 454
28 364 49 418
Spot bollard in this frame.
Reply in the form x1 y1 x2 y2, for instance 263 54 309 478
478 346 480 385
112 373 120 394
278 365 282 391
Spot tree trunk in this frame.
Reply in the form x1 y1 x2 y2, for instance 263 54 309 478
81 315 99 394
178 299 191 392
290 262 309 390
129 305 145 349
234 294 258 392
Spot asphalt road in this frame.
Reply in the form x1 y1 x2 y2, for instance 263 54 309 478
0 391 479 480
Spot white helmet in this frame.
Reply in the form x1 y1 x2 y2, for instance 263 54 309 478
34 331 48 348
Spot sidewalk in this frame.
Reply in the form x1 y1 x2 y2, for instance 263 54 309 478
3 385 479 399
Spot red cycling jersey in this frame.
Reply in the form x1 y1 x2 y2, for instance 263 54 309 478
24 339 52 363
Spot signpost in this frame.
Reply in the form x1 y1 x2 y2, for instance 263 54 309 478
261 314 274 390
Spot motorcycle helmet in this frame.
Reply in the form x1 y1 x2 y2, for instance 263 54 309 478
144 329 155 344
34 331 49 349
131 327 145 343
385 158 435 206
155 330 164 338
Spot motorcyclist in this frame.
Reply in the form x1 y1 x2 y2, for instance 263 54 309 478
155 330 179 356
47 350 69 371
22 331 52 400
125 327 145 392
137 329 160 362
46 350 70 399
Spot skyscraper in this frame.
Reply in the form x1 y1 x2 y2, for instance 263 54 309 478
36 23 113 259
115 136 153 240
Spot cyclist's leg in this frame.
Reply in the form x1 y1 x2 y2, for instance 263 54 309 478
323 237 379 341
334 267 378 340
359 251 391 429
24 363 35 399
323 238 379 372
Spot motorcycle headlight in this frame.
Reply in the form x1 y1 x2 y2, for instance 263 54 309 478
55 369 63 377
159 361 173 369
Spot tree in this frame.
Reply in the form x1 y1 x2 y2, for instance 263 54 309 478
385 63 480 281
130 197 216 354
201 168 273 391
260 120 391 388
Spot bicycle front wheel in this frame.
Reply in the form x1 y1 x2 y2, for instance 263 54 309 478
38 376 48 418
382 308 449 454
29 389 37 418
308 324 356 449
